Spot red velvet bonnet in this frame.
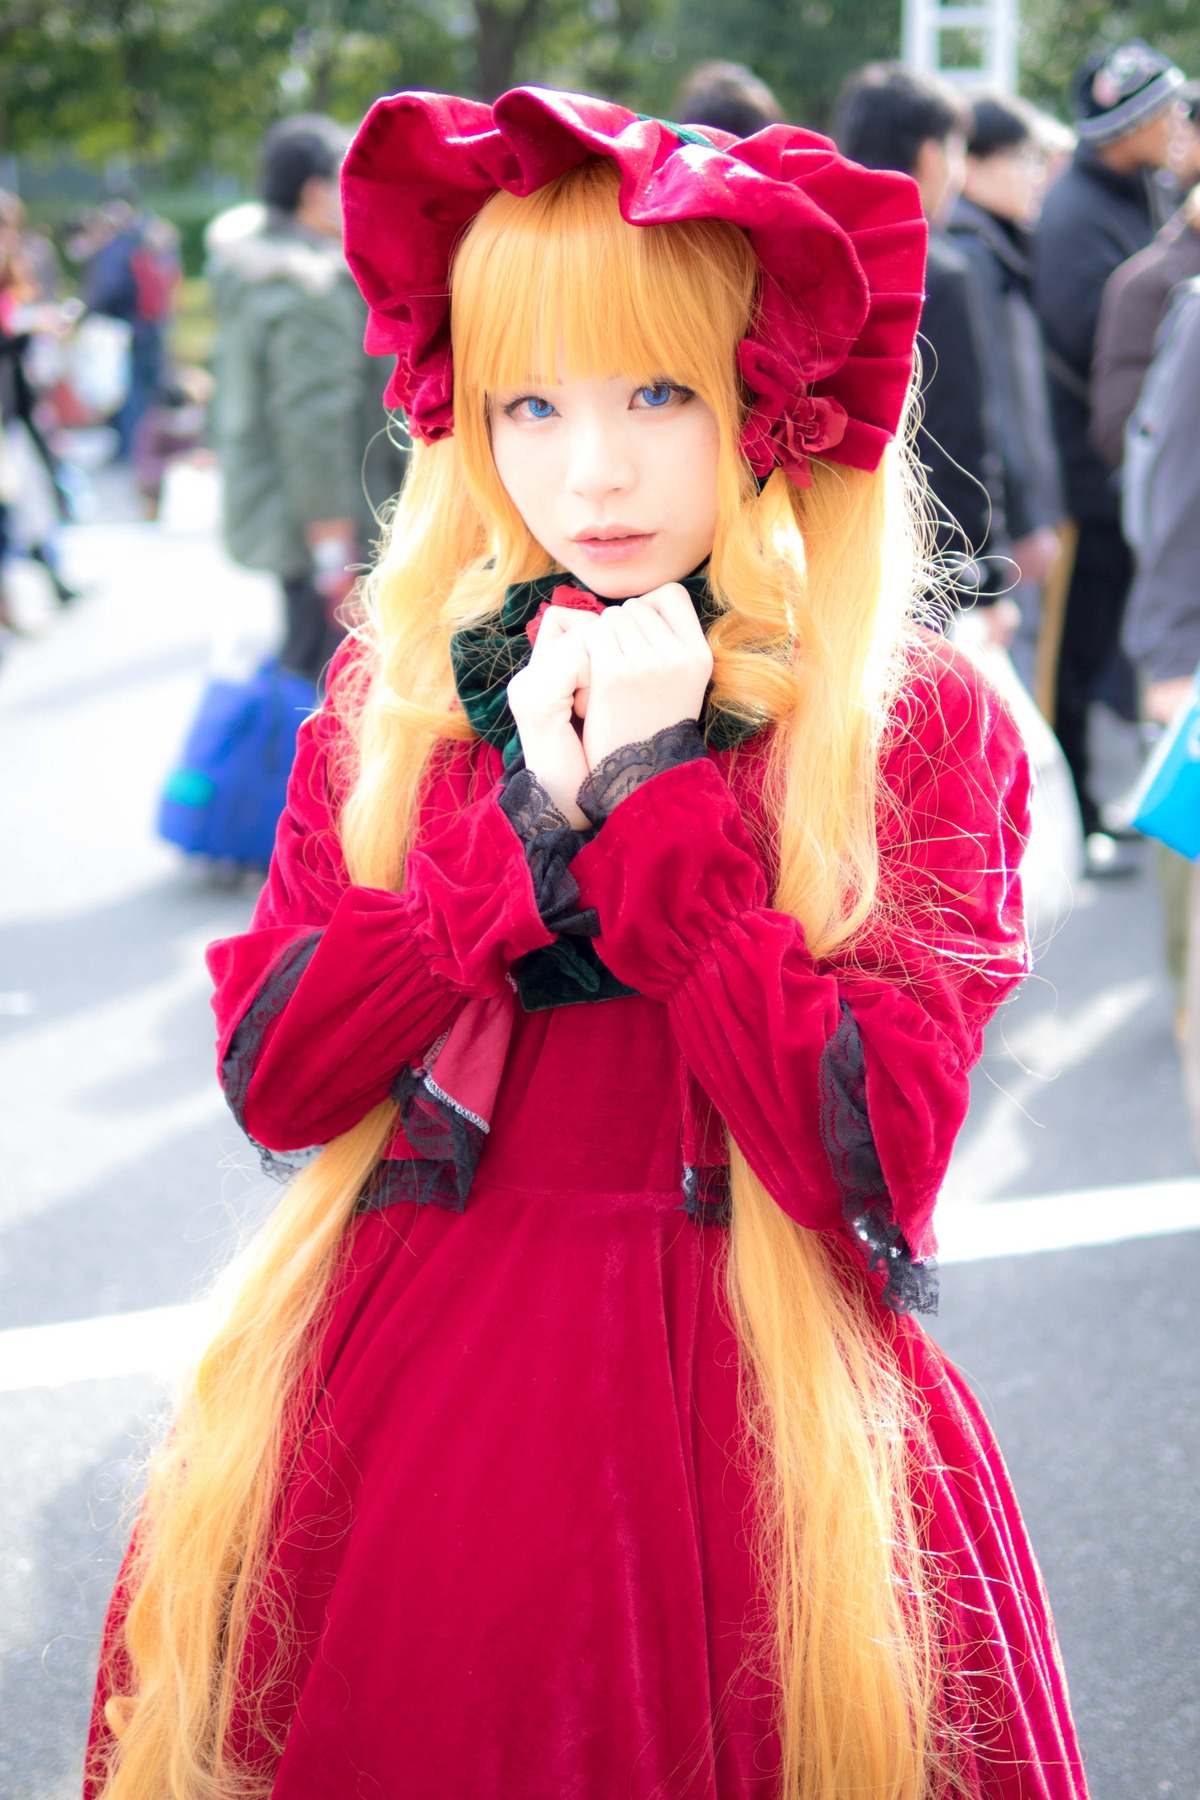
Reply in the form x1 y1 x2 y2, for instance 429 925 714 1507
341 86 928 485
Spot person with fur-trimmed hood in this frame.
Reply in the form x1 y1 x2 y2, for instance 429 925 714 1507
208 115 407 686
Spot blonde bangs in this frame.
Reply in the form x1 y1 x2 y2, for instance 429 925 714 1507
451 158 757 402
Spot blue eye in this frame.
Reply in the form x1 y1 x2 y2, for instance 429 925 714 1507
638 383 674 408
501 394 557 421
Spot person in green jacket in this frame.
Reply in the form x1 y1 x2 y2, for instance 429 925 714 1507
209 114 407 685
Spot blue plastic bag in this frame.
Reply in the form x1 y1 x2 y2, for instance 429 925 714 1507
157 659 317 868
1130 671 1200 861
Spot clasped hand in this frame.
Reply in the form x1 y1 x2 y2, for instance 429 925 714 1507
506 584 714 829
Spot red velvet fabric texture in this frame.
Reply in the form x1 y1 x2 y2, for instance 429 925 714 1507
86 635 1090 1799
340 86 928 479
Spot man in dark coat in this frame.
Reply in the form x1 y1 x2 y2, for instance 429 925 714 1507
949 95 1065 590
835 64 1011 631
1033 41 1184 860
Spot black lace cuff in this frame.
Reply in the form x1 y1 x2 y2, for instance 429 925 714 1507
818 1001 938 1316
221 932 324 1179
499 765 599 938
382 1058 487 1212
681 1164 732 1227
576 719 707 827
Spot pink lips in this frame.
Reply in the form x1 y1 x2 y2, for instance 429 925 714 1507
571 528 655 565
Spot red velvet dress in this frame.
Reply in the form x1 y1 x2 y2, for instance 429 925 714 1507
87 633 1089 1799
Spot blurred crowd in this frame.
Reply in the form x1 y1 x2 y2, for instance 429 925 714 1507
4 41 1200 1133
0 190 203 635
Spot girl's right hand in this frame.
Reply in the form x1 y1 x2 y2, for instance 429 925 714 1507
507 607 596 828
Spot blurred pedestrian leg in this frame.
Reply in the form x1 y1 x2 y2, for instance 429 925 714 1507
1158 842 1191 1038
1185 866 1200 1148
1033 518 1078 718
0 498 20 634
1049 519 1134 836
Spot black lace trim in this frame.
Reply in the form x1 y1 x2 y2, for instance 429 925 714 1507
577 719 707 827
354 1155 471 1215
681 1163 733 1227
386 1056 486 1212
221 931 324 1179
497 759 632 1012
818 1001 938 1316
498 765 598 938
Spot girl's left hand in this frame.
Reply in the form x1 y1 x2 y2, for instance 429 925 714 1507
582 584 713 769
507 606 597 827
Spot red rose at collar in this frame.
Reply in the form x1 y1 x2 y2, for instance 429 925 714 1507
525 586 608 646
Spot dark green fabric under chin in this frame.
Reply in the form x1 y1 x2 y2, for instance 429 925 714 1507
449 571 763 1011
449 571 761 764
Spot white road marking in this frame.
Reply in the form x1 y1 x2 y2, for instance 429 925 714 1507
937 1176 1200 1264
0 1178 1198 1392
0 1301 215 1394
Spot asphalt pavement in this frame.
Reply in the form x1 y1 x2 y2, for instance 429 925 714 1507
1 482 1197 1798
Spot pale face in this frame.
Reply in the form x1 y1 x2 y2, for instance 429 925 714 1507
488 374 721 599
964 141 1048 226
1170 116 1200 188
297 173 343 242
914 131 968 226
1114 103 1184 174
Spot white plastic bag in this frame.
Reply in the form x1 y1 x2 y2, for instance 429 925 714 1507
67 314 132 417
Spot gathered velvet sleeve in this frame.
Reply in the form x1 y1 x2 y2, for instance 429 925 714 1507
569 637 1031 1276
205 653 553 1157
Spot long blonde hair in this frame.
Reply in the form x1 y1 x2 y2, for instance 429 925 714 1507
93 158 955 1800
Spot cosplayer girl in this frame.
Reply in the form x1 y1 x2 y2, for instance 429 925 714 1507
87 90 1088 1800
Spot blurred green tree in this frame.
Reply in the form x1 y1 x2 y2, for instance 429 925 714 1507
1018 1 1200 112
1 0 1195 181
0 2 463 175
661 0 1200 132
660 0 901 131
0 0 671 178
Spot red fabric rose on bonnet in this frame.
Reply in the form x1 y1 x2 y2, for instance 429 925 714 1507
341 87 927 486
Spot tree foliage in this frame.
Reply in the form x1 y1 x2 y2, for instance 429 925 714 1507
0 0 1196 179
0 2 467 174
660 0 902 133
0 0 671 177
1017 0 1200 115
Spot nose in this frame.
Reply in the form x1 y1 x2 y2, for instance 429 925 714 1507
564 409 636 505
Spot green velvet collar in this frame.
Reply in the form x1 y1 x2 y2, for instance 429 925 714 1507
449 571 759 769
449 572 759 1012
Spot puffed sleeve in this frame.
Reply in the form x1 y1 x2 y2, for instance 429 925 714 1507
205 648 553 1156
569 638 1030 1307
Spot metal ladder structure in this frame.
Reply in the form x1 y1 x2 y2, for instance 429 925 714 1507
902 0 1019 91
